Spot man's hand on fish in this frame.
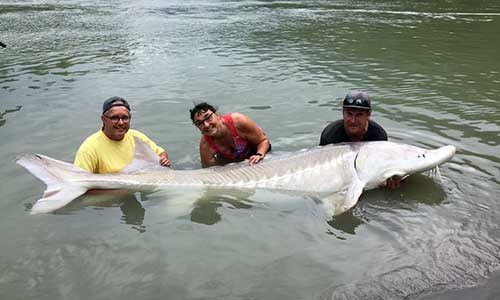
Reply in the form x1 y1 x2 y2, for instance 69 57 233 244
384 175 403 190
248 153 264 165
159 152 171 167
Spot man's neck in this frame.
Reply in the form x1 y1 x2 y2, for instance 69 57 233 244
349 135 363 142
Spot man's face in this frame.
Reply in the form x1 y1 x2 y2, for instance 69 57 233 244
342 107 371 140
101 106 131 141
193 110 219 136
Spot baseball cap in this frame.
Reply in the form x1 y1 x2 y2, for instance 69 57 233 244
342 91 371 110
102 96 131 114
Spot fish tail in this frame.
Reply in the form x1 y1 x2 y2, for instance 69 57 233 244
15 154 88 214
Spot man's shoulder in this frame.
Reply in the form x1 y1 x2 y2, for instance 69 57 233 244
228 112 244 119
229 112 249 126
322 119 343 132
79 130 103 147
75 131 104 162
320 120 345 145
366 120 388 141
128 129 144 137
229 112 259 135
86 130 103 140
127 129 151 141
368 119 385 129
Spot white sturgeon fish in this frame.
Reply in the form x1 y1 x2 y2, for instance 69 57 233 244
16 139 456 215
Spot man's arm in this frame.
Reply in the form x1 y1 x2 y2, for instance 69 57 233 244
199 138 218 168
232 113 270 165
319 120 344 146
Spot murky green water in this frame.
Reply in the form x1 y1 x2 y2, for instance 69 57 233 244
1 1 500 299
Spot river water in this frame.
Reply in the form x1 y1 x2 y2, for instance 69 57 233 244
1 1 500 299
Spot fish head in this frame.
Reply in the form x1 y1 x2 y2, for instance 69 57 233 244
354 141 456 190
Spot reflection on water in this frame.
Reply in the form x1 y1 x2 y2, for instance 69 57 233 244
190 189 254 225
60 191 147 232
327 173 446 236
327 209 365 236
0 105 21 128
327 207 366 239
365 173 447 211
119 193 146 233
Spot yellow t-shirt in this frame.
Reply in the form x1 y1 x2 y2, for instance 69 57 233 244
74 129 165 173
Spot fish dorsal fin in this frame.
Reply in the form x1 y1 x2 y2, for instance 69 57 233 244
121 137 163 173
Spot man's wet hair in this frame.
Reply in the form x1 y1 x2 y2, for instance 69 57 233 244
190 102 217 122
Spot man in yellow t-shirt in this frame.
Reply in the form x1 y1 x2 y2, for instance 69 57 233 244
74 96 171 173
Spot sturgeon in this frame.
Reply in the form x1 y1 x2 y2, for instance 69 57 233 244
15 139 456 215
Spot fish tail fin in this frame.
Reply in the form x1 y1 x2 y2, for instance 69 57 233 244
15 154 88 214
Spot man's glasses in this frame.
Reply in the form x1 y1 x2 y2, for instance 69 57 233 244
193 112 214 127
103 114 131 123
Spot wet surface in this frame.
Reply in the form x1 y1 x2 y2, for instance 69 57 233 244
1 0 500 299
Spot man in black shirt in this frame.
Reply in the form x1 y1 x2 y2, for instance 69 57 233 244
320 91 387 144
319 91 401 189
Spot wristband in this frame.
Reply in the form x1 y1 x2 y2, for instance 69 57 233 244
255 153 263 157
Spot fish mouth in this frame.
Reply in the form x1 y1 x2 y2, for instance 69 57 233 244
427 145 456 166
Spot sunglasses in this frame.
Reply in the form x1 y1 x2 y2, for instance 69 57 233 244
193 112 214 127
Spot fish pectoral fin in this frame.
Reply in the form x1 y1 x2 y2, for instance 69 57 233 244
31 185 87 214
322 182 365 217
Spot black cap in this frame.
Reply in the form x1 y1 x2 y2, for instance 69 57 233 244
342 91 371 110
102 96 131 114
